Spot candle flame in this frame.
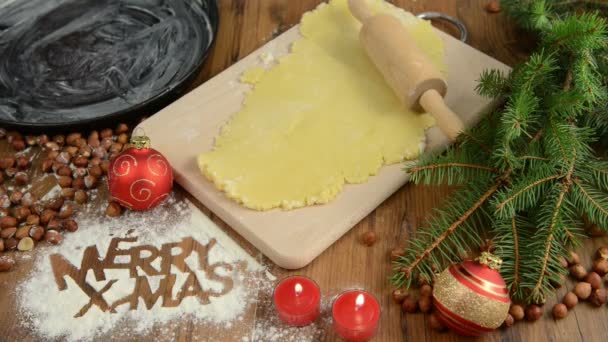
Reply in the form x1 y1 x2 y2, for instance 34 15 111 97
295 283 303 295
355 293 365 308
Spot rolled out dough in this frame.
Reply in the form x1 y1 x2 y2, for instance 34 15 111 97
197 0 445 210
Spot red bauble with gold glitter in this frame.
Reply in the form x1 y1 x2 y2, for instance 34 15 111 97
108 132 173 211
432 252 510 336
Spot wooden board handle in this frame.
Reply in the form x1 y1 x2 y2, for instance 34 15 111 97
348 0 373 22
419 89 464 141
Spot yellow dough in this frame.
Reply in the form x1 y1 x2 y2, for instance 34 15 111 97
197 0 445 210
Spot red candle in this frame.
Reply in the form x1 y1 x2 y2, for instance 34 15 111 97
332 290 381 342
273 276 321 326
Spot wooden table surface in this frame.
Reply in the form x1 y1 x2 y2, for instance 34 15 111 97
2 1 608 341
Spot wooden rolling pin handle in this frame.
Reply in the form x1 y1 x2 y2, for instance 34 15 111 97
419 89 464 141
348 0 373 22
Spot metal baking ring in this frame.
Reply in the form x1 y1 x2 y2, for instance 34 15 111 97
416 12 468 42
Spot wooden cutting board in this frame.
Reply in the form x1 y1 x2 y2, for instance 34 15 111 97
138 23 510 269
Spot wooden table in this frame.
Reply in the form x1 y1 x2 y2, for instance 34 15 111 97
2 1 607 341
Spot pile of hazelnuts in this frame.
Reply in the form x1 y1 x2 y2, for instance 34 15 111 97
0 124 132 273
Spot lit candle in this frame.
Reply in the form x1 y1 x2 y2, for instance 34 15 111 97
332 290 381 341
273 276 321 326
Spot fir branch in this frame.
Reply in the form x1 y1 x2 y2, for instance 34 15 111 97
393 178 504 287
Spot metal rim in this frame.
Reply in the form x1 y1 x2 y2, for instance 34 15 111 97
416 12 468 42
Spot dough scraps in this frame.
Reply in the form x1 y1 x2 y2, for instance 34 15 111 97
197 0 445 210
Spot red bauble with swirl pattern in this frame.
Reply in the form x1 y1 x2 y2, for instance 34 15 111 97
108 140 173 211
432 252 510 336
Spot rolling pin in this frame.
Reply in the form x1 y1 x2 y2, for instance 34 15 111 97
348 0 465 141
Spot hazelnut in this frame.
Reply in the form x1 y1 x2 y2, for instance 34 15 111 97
5 167 18 178
58 204 74 219
79 145 92 158
15 225 30 240
0 256 15 272
89 156 102 166
100 128 113 139
46 219 62 231
37 134 49 145
66 133 82 146
117 133 129 144
84 175 97 189
47 150 60 161
9 191 23 204
525 305 543 321
73 156 88 168
92 146 107 159
44 230 62 245
567 251 580 265
552 303 568 319
559 256 568 268
106 202 122 217
72 177 85 190
0 157 15 169
74 190 88 204
65 146 79 156
53 134 65 146
13 206 30 221
429 313 447 332
585 272 602 289
592 258 608 276
72 167 87 178
17 237 34 251
590 288 607 307
0 216 17 228
45 141 60 151
57 176 72 188
563 292 578 309
40 209 56 225
569 264 587 280
48 196 64 211
419 295 432 313
4 237 17 250
1 227 17 239
392 288 408 303
61 188 75 199
502 313 515 328
57 165 72 177
63 219 78 232
15 156 29 169
14 172 28 185
509 304 525 321
41 159 53 173
0 195 10 208
116 123 129 134
28 225 44 241
25 136 37 146
420 284 433 297
401 296 418 313
25 214 40 226
361 231 377 246
12 139 26 151
574 282 592 300
0 239 3 252
20 192 35 207
597 246 608 260
100 160 110 173
88 165 102 178
55 151 71 164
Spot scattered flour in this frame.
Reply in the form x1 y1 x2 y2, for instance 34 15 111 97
18 194 267 341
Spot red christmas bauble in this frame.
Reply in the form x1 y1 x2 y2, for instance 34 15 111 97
108 135 173 211
432 252 510 336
